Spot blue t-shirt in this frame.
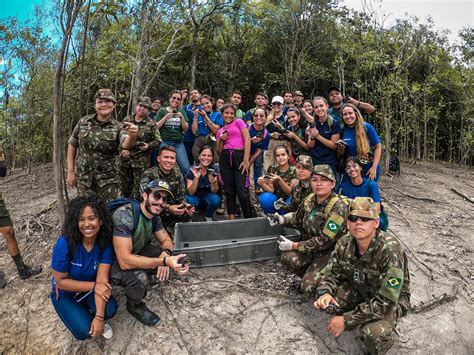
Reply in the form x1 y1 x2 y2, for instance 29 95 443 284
183 104 202 142
195 111 224 136
342 122 380 159
265 113 287 134
249 124 270 154
340 177 381 202
308 119 341 170
185 164 219 197
51 236 114 295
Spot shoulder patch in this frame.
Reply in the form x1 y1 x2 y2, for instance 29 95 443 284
379 266 404 302
322 213 345 239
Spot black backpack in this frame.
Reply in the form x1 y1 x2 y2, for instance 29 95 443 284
107 197 159 234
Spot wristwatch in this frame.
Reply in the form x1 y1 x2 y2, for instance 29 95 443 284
163 248 173 256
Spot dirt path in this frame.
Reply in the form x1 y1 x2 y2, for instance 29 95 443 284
0 161 472 354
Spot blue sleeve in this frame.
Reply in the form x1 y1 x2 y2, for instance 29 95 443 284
153 217 164 233
261 131 271 150
185 167 195 181
368 180 381 202
51 236 70 273
213 112 224 126
100 245 114 265
331 120 341 135
245 110 253 123
365 122 380 146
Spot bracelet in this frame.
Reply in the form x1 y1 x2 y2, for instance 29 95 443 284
357 101 361 108
95 315 104 321
164 248 173 256
163 257 167 267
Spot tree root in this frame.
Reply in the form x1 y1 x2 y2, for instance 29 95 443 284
391 187 438 203
411 284 458 314
450 188 474 204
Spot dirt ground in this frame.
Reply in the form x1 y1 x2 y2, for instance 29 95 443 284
0 161 472 354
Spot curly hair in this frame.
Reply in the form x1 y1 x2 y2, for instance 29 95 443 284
62 195 113 256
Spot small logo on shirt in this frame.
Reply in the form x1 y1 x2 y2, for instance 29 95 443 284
70 262 82 267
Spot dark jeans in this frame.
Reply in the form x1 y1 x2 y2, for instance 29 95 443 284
110 244 162 303
51 291 118 340
219 149 255 218
185 192 222 218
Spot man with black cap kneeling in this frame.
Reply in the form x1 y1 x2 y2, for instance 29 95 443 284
268 164 349 295
111 179 189 326
314 197 410 354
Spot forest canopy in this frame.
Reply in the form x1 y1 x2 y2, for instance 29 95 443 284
1 0 473 169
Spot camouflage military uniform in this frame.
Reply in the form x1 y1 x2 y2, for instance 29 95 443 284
316 230 411 354
266 165 297 199
68 114 127 201
119 115 160 198
139 165 190 229
281 191 348 294
288 179 313 212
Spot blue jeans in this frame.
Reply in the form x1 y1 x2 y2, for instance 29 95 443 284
259 192 291 214
160 141 190 176
252 151 264 185
51 291 118 340
186 192 222 218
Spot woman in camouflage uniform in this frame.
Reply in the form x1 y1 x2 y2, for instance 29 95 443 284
67 89 138 201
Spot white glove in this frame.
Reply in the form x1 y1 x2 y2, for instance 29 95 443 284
268 213 284 227
277 235 293 251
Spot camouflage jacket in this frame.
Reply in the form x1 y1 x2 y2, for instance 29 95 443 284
120 115 160 168
140 165 186 206
289 179 313 212
317 230 411 330
68 114 127 188
266 165 297 199
283 192 348 254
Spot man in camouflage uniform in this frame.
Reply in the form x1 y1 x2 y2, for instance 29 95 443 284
315 197 410 355
119 97 161 198
288 155 314 212
140 145 194 231
67 89 138 201
269 164 348 295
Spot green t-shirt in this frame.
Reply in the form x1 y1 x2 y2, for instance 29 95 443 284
266 165 297 199
155 107 188 143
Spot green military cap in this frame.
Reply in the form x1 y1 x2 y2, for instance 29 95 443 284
294 90 304 97
138 96 152 109
94 88 116 103
312 164 336 181
349 197 379 219
296 155 313 171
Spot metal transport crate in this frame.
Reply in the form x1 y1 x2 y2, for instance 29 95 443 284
173 217 300 267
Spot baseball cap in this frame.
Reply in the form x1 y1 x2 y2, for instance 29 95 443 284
312 164 336 182
138 96 152 109
349 197 379 219
271 95 284 104
296 155 313 171
94 88 116 103
327 86 341 95
142 179 174 198
294 90 304 97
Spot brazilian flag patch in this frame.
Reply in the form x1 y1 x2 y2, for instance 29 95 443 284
386 276 402 289
322 213 344 239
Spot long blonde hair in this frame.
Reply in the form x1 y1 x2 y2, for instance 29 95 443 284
343 103 370 159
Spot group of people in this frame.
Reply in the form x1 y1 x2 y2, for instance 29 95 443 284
0 86 409 354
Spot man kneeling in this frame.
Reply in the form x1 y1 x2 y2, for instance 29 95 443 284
111 179 189 326
314 197 410 354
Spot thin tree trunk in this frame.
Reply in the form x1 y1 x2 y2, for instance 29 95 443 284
77 0 92 130
190 24 199 90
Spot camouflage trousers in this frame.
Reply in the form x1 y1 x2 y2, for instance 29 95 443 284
77 178 119 202
280 250 331 296
331 281 398 355
119 164 147 199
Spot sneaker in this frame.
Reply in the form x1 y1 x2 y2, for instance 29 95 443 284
102 322 114 340
18 265 42 280
0 270 6 289
204 217 213 222
126 300 161 326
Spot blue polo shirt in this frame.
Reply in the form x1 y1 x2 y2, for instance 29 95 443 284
249 124 270 154
265 113 287 134
342 122 380 158
185 164 220 197
195 111 224 136
51 236 114 295
308 119 341 171
340 177 381 202
184 104 203 142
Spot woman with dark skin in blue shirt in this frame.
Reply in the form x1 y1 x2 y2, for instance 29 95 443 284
51 195 117 340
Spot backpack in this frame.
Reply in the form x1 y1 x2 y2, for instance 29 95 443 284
107 197 159 234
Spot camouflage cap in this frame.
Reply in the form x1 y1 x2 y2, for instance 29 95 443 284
349 197 379 219
312 164 336 181
294 90 304 97
94 88 116 103
296 155 313 171
138 96 152 109
143 179 174 198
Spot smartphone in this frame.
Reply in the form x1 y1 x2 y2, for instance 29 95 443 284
263 175 271 180
207 168 217 177
177 256 193 266
336 139 348 146
121 122 130 130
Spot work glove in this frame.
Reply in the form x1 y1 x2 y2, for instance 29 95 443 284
268 213 284 227
277 235 293 251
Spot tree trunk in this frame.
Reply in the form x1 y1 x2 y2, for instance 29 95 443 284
190 24 199 91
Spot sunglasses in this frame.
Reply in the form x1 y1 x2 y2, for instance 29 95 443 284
152 192 168 203
272 102 282 106
170 96 182 101
348 215 373 223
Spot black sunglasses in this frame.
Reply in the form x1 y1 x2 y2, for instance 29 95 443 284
348 215 373 223
152 192 168 203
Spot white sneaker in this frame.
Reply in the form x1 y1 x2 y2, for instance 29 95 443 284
102 322 114 340
204 217 213 222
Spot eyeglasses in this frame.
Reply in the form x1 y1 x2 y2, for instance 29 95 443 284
345 164 359 171
348 215 373 223
170 96 182 101
152 192 168 203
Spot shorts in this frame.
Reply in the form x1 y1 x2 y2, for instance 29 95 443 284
0 198 13 227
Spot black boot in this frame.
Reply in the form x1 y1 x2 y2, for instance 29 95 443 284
126 300 161 326
0 270 6 288
18 265 42 280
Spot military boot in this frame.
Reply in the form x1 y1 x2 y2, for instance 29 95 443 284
18 265 42 280
126 300 161 326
